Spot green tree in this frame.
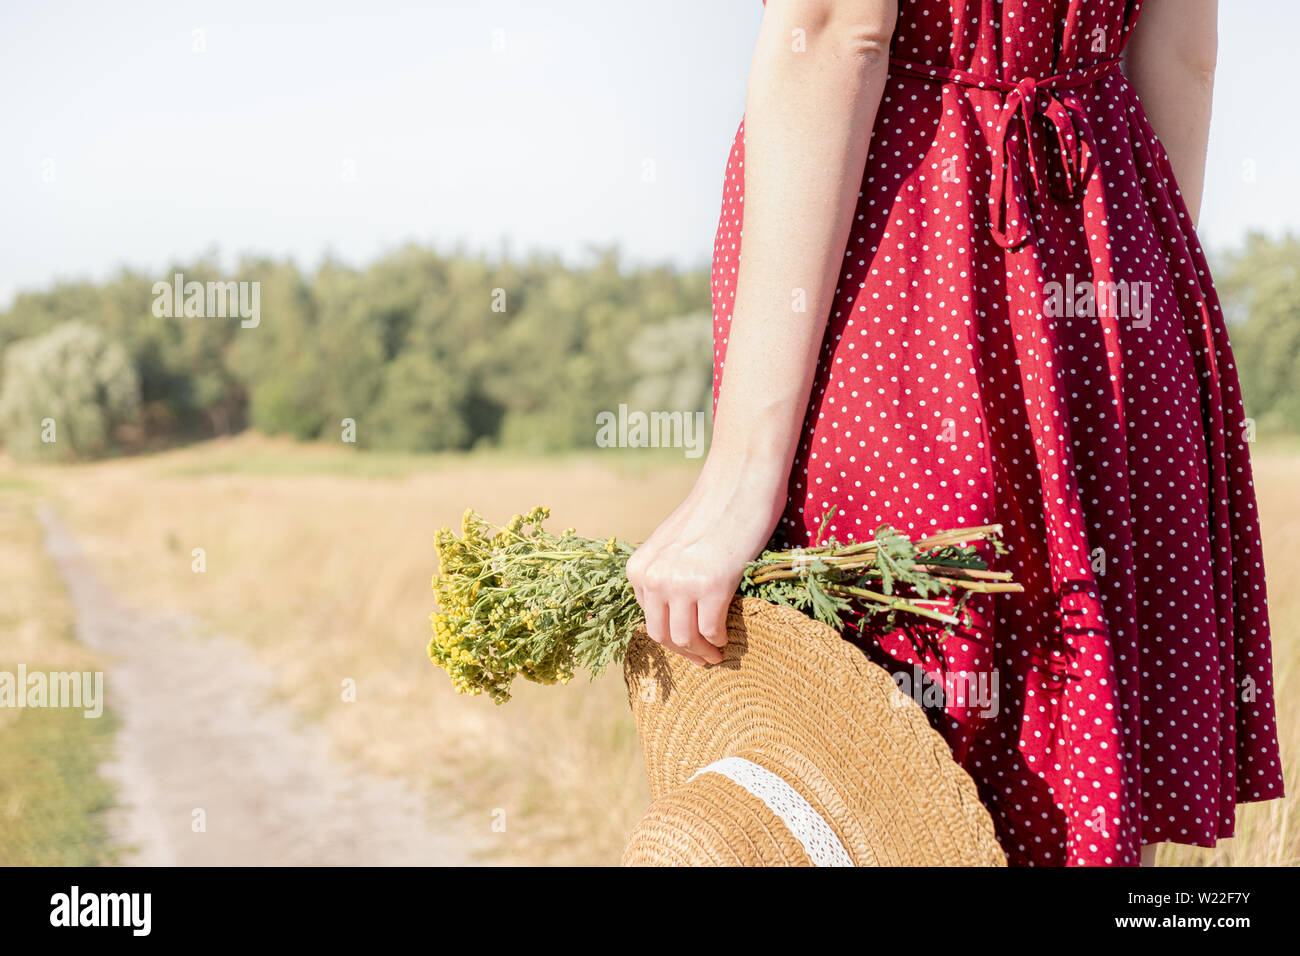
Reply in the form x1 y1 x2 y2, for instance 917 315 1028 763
368 350 472 451
1218 232 1300 435
0 320 140 461
627 309 714 415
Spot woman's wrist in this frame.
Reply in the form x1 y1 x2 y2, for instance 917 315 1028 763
699 440 792 511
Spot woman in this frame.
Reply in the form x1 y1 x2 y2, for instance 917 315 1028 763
626 0 1284 867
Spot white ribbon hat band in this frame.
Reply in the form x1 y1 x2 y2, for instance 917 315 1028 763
690 756 855 867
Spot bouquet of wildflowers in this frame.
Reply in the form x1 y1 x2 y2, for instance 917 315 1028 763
429 506 1021 703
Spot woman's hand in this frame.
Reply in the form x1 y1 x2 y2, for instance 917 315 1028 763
626 452 788 665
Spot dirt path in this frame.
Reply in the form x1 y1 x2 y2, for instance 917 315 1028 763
37 506 479 866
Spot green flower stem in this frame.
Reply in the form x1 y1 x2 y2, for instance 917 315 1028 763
827 585 962 626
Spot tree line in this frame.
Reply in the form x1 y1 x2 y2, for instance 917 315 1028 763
0 245 713 460
0 234 1295 462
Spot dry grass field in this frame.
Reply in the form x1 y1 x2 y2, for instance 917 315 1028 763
3 432 1296 865
0 482 117 865
20 434 701 865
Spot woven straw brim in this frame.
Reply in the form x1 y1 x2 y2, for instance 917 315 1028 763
622 748 817 866
623 596 1006 867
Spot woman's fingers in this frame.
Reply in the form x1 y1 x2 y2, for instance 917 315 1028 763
629 527 741 667
634 591 712 666
697 588 733 649
639 595 670 647
626 546 657 630
670 597 722 664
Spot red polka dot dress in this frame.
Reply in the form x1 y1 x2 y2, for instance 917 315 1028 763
712 0 1285 866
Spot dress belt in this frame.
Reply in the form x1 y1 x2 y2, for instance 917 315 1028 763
887 57 1124 250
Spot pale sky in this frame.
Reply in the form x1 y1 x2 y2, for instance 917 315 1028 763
2 0 1297 308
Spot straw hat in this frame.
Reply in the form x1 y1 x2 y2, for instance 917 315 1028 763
622 596 1006 866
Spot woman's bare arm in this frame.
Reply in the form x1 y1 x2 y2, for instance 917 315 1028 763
626 0 898 664
1122 0 1218 226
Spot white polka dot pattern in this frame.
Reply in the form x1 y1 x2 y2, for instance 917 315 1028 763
722 0 1286 867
